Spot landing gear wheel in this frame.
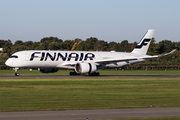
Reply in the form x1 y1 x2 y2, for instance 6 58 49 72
96 72 100 76
88 72 100 76
69 72 80 76
15 73 19 76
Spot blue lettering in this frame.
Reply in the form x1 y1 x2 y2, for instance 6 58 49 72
45 52 56 61
30 52 95 61
68 53 79 61
30 52 41 61
79 53 84 61
40 52 45 61
56 53 67 61
84 53 95 60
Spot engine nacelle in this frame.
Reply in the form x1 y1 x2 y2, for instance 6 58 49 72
75 62 97 74
38 68 58 73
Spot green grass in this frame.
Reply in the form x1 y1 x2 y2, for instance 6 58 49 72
1 69 180 75
0 78 180 111
0 69 71 75
110 117 180 120
98 70 180 75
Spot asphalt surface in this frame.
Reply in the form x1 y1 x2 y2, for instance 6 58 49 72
1 75 180 79
1 107 180 120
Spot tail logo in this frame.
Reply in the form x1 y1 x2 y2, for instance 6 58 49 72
135 39 151 49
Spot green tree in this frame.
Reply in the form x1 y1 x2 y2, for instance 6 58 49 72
94 40 108 51
119 40 130 52
48 42 61 50
11 45 27 54
40 37 63 50
147 38 159 55
158 40 175 54
23 41 33 50
85 37 98 51
2 41 12 56
130 42 137 52
113 43 121 52
107 41 117 51
14 40 23 46
175 42 180 51
74 41 86 51
32 42 40 50
59 40 74 50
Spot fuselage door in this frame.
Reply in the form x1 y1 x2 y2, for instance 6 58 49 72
25 54 30 61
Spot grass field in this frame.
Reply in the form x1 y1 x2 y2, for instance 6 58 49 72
1 69 180 75
0 78 180 112
113 118 180 120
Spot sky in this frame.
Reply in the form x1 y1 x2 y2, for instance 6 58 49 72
0 0 179 43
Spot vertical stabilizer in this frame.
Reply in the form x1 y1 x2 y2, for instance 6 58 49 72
131 29 155 55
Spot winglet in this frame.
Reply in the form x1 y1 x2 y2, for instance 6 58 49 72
132 29 155 55
155 49 176 57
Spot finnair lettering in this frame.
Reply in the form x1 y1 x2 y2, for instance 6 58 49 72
30 52 95 61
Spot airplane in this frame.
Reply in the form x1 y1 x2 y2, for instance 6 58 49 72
5 29 175 76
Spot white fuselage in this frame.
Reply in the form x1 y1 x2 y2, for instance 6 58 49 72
5 50 149 70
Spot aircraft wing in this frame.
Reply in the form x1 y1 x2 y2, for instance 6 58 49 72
94 58 137 64
94 49 176 65
61 58 138 66
62 62 76 66
154 49 176 57
61 49 176 66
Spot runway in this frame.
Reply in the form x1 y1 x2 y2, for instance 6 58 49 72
1 107 180 120
1 75 180 79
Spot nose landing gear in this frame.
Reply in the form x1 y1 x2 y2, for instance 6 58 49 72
14 68 20 76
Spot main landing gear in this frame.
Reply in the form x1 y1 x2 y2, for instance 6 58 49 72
69 72 80 76
69 71 100 76
88 72 100 76
14 68 20 76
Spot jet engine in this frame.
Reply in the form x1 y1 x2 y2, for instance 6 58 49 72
75 62 97 74
38 68 58 73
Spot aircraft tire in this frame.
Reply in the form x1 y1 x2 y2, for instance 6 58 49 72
70 72 80 76
88 72 100 76
70 72 73 76
15 73 19 76
96 72 100 76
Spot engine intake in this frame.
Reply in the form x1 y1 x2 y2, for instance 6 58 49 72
75 62 97 74
38 68 58 73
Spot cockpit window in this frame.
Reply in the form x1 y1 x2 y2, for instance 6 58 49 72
9 55 18 58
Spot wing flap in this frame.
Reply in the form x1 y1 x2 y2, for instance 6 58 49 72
95 58 138 64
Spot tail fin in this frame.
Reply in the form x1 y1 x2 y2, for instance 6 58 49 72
131 29 155 55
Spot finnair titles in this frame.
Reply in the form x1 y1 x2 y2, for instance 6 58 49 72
30 52 95 61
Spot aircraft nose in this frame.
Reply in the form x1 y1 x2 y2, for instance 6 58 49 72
5 59 12 66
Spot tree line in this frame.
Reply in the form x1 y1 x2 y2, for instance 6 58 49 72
0 37 180 66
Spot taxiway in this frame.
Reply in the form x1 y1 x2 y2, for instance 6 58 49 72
1 75 180 79
1 107 180 120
